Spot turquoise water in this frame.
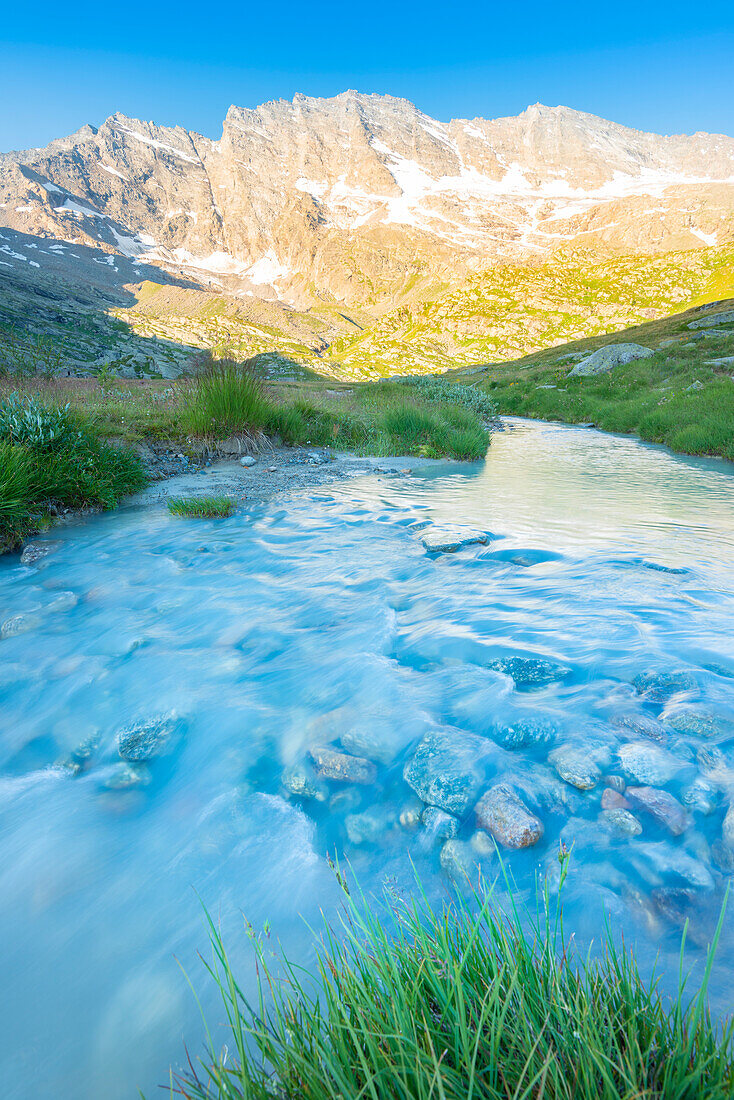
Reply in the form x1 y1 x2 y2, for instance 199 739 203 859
1 419 733 1098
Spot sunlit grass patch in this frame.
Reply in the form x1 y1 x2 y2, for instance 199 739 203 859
167 495 235 518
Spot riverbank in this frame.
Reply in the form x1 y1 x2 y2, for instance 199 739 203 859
451 298 734 462
0 365 497 552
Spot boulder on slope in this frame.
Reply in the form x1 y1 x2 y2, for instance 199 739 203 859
568 343 654 377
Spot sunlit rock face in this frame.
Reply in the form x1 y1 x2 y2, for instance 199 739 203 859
2 92 733 307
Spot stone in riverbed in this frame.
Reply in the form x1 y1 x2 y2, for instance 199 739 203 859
99 761 152 791
341 726 397 764
601 788 630 810
422 806 459 841
629 841 714 889
626 786 688 835
47 591 77 613
239 455 256 467
599 808 643 837
439 839 480 883
491 717 557 749
1 612 42 639
281 762 328 802
420 525 489 553
475 784 544 849
632 670 698 702
549 746 600 790
20 539 62 565
724 804 734 850
612 712 667 743
345 807 395 845
682 778 718 816
618 742 681 786
403 728 486 815
487 656 570 689
309 747 377 785
660 705 734 739
117 714 179 762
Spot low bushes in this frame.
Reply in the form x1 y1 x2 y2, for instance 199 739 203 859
0 396 146 549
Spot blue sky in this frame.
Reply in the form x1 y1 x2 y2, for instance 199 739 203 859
1 1 733 151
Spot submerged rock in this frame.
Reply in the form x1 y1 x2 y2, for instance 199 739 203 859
612 712 667 743
491 717 557 749
99 762 152 791
345 807 395 845
117 714 179 762
1 612 42 639
403 728 485 815
599 808 643 837
422 806 459 841
439 839 480 883
632 670 698 702
682 778 718 816
310 747 377 785
568 343 653 377
661 705 734 739
487 656 570 689
340 726 397 764
629 842 714 889
20 539 62 565
420 525 489 553
475 784 544 849
626 786 688 835
618 742 681 786
47 591 77 613
281 762 328 802
549 746 600 790
470 830 496 856
601 788 630 810
724 805 734 850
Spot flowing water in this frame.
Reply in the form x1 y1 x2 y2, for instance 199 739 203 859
1 419 733 1098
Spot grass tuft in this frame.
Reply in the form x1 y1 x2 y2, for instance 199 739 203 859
174 869 733 1100
167 495 235 518
183 360 274 437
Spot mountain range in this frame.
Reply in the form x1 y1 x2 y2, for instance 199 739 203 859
1 92 733 378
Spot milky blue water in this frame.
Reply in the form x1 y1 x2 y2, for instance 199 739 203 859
1 419 733 1099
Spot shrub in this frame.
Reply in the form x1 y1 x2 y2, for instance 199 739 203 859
402 376 499 419
175 870 733 1100
0 395 74 449
184 360 273 436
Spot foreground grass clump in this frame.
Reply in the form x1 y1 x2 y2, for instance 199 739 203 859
0 395 146 549
175 875 733 1100
167 495 235 518
183 360 274 438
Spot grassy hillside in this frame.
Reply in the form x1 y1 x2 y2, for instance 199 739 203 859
451 299 734 461
327 247 734 378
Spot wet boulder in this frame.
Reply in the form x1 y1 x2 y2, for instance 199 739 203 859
422 806 459 841
99 762 152 791
475 784 544 849
403 728 486 815
420 525 489 553
599 808 642 837
310 747 377 786
1 612 42 639
491 717 557 749
626 786 688 835
487 656 570 689
117 714 180 762
281 762 328 802
439 839 480 883
632 670 697 702
345 807 395 845
549 746 600 790
612 712 667 743
20 539 63 565
601 788 630 810
618 742 682 786
682 778 718 816
661 705 734 739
